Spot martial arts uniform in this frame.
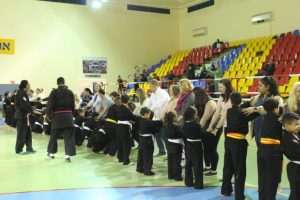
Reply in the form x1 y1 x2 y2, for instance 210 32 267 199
88 119 107 153
103 104 119 156
73 115 85 146
136 118 163 175
183 121 205 189
82 114 98 140
43 117 51 135
3 97 12 126
282 130 300 200
14 89 34 154
10 94 17 127
221 105 258 199
46 85 76 157
116 104 135 165
166 124 183 180
31 114 44 134
257 113 282 200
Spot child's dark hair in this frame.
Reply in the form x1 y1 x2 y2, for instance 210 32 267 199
121 95 129 104
263 98 279 113
164 111 177 128
140 107 151 116
282 112 300 126
91 112 99 119
109 91 120 98
230 91 242 105
184 106 197 121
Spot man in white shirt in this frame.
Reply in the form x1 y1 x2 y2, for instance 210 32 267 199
148 79 170 156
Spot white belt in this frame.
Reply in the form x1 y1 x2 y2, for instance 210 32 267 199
83 126 91 131
34 121 43 127
140 134 152 137
74 124 81 128
168 139 182 144
43 122 49 125
117 120 132 130
99 128 106 135
187 139 202 142
292 161 300 165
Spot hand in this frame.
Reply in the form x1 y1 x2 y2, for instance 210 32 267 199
207 126 213 133
242 107 256 116
212 128 218 136
33 110 42 115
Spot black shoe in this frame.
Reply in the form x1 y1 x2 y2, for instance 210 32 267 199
136 169 143 173
168 176 174 180
144 171 155 176
47 153 55 159
204 171 217 176
26 150 36 154
16 150 23 155
154 152 166 157
65 158 71 163
221 193 232 197
175 177 183 181
185 183 194 187
194 185 204 190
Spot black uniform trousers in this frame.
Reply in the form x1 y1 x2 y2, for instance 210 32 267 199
116 124 131 165
203 128 222 170
257 144 282 200
15 119 33 153
221 137 248 199
47 127 76 156
167 143 182 179
287 162 300 200
185 141 203 189
103 122 117 156
137 136 154 174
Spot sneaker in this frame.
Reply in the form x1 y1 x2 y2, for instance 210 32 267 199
65 157 71 163
204 170 217 176
203 167 211 172
154 152 166 157
47 153 55 159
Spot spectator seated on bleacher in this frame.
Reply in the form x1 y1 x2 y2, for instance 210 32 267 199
257 58 276 76
212 39 224 49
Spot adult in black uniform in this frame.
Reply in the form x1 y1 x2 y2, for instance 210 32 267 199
281 112 300 200
15 80 40 154
46 77 75 162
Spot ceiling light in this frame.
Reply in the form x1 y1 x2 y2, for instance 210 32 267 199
92 0 102 8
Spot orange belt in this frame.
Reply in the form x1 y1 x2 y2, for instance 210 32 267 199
260 138 281 145
227 133 246 140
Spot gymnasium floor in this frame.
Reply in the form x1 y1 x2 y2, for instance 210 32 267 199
0 122 290 200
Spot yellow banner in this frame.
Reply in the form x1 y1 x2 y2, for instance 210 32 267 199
0 39 15 55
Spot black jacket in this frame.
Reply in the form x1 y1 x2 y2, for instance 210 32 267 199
46 86 75 129
14 89 33 120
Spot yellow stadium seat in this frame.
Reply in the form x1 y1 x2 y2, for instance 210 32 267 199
279 86 288 97
245 78 253 86
228 65 235 72
241 64 248 71
238 79 246 87
223 71 230 78
250 70 258 76
240 86 249 94
236 71 243 78
243 70 250 77
288 76 299 86
231 79 238 90
229 71 237 78
248 63 255 70
255 63 262 70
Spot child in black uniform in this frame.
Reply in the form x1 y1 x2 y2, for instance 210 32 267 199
103 93 121 156
183 106 205 189
257 98 282 200
136 107 163 176
116 95 136 165
73 109 86 146
165 111 183 181
221 92 258 199
281 112 300 200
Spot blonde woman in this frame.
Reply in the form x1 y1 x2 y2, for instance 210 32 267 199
284 82 300 115
162 84 181 119
176 79 195 122
133 88 150 116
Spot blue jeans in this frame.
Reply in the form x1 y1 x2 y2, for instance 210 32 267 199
155 127 167 154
